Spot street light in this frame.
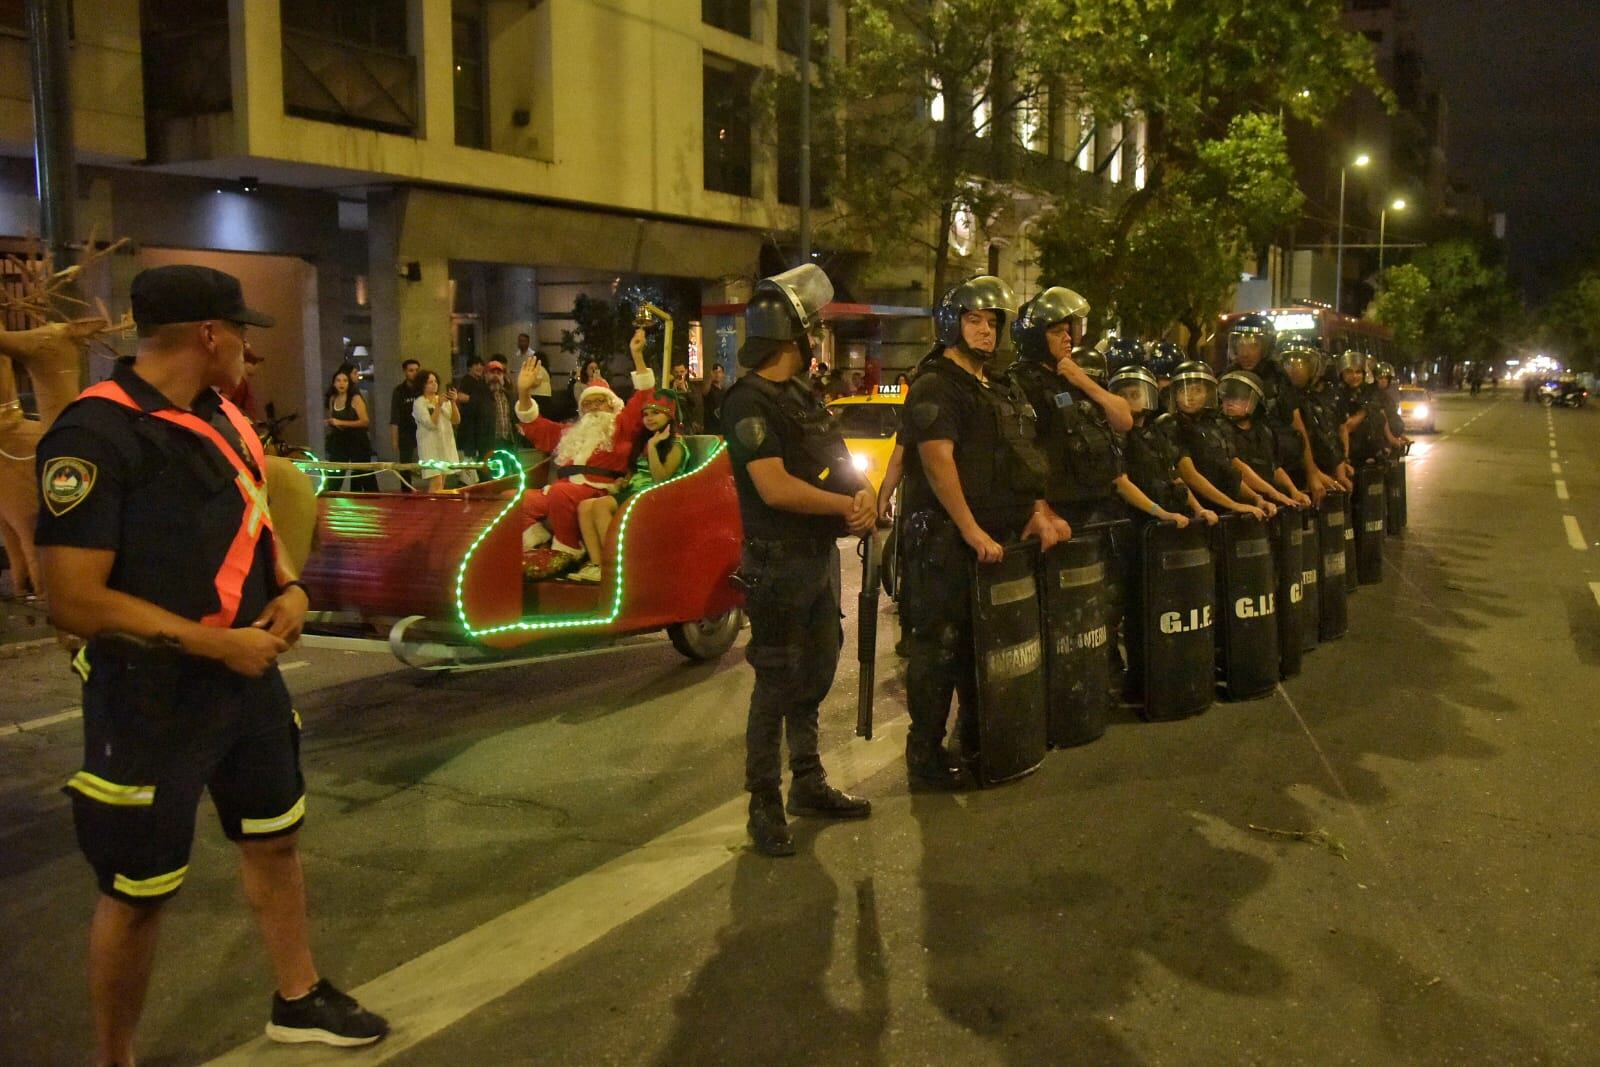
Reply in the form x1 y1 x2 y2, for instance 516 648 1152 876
1378 197 1406 277
1334 152 1370 313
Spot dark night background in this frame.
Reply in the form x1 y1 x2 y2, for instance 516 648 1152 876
1409 0 1600 299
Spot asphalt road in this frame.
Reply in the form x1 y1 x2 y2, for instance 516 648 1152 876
2 388 1597 1066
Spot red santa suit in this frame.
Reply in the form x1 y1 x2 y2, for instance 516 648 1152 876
517 370 655 554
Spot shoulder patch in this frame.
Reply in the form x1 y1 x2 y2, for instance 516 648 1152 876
42 456 98 517
734 416 768 450
910 402 941 430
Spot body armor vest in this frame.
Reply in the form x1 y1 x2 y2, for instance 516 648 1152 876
1175 412 1243 499
1006 360 1120 506
1122 414 1190 514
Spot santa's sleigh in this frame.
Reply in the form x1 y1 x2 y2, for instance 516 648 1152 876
289 436 745 669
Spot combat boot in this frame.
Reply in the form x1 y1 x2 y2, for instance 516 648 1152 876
905 736 963 791
747 791 796 857
787 772 871 819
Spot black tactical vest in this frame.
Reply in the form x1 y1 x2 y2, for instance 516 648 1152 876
1225 417 1279 483
1174 412 1243 499
1337 383 1385 463
1006 360 1121 505
1122 413 1190 514
1299 382 1346 472
733 374 864 497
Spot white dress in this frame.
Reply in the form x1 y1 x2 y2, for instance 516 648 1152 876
413 396 460 465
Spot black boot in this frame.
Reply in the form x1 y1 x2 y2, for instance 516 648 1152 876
905 736 963 791
787 773 871 819
747 791 796 857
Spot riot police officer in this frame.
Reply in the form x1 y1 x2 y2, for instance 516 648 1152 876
720 264 874 857
1373 362 1409 442
1278 341 1349 500
1219 369 1310 508
1222 314 1309 491
1335 350 1408 464
1167 362 1270 521
1105 335 1148 378
898 276 1070 788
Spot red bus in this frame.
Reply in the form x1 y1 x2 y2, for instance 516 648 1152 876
1215 307 1393 368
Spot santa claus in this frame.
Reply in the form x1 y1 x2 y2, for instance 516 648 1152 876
515 332 656 574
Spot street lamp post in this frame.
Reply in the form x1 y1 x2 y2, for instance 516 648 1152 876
1378 197 1406 277
1334 152 1370 313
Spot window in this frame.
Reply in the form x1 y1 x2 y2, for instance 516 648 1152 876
0 0 25 34
704 55 754 196
702 0 750 38
778 0 829 57
452 0 487 148
280 0 409 54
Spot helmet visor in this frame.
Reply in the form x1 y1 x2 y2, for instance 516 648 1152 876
1169 378 1217 414
1113 376 1159 413
1227 331 1270 367
1218 378 1261 419
1281 351 1321 385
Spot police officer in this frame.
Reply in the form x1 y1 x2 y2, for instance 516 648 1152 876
1105 335 1148 378
35 266 387 1065
1221 314 1308 491
1334 350 1408 464
720 264 874 857
898 276 1070 788
1373 362 1410 442
1167 361 1270 520
1219 369 1311 508
1278 341 1349 501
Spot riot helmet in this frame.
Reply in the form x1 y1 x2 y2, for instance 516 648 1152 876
740 263 834 368
1375 361 1396 385
1071 345 1109 385
1105 336 1147 375
1012 286 1089 362
1225 312 1276 370
934 275 1018 362
1167 361 1219 416
1219 369 1266 423
1148 340 1185 381
1279 341 1323 388
1109 365 1161 415
1335 348 1366 385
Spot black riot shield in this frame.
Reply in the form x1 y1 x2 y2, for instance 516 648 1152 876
1355 464 1386 584
1318 492 1349 641
1298 509 1321 654
971 543 1049 785
1214 515 1279 700
1040 533 1111 748
1341 491 1359 594
1141 522 1216 722
1274 514 1304 679
1386 456 1408 533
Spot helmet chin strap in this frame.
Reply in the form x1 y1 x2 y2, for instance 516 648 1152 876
958 338 996 362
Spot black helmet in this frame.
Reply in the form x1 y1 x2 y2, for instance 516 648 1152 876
1011 287 1089 362
1218 369 1265 422
1072 345 1109 385
1105 336 1147 375
741 264 834 368
1334 349 1366 376
1109 365 1160 414
934 275 1017 360
1148 340 1185 380
1279 341 1323 386
1167 360 1218 414
1225 312 1276 366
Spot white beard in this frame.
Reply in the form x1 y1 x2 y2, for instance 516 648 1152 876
555 410 618 466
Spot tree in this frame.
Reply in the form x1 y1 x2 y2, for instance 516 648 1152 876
1366 263 1431 365
1536 268 1600 373
1367 240 1520 375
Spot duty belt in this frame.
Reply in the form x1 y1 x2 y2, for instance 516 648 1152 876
745 537 834 559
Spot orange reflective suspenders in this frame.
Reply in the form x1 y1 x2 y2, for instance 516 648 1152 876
81 380 276 627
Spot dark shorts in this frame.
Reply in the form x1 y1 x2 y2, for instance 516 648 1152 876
64 644 304 906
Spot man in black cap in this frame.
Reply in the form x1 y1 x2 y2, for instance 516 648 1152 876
721 264 875 857
35 264 388 1065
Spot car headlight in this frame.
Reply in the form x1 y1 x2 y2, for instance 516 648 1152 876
1412 404 1429 419
851 453 870 471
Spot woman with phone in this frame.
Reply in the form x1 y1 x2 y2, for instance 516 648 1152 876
412 369 461 492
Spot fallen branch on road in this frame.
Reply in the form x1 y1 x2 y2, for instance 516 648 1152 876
1248 823 1350 860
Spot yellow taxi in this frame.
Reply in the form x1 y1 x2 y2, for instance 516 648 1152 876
827 386 904 493
1396 385 1434 433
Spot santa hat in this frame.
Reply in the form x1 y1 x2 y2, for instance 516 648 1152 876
579 382 624 413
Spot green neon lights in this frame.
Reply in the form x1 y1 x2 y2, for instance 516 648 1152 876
292 450 329 496
453 440 727 639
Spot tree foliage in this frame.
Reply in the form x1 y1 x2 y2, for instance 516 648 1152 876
1365 263 1430 361
1536 267 1600 373
1368 240 1520 370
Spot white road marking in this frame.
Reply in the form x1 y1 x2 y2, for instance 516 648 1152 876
1 706 82 739
1556 480 1569 501
1552 462 1563 475
1550 449 1560 459
1565 515 1588 551
204 717 915 1066
1591 582 1600 611
279 660 309 672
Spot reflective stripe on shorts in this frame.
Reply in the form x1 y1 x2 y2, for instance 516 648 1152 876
65 771 155 807
71 647 90 682
240 794 306 836
113 865 188 898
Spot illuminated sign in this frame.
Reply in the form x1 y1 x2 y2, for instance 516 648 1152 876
1270 312 1318 333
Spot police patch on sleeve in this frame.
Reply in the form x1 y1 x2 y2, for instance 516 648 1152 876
735 416 768 450
42 456 98 517
910 402 941 430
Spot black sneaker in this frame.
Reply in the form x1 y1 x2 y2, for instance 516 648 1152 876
266 979 388 1048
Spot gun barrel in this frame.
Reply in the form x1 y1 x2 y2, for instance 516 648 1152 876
856 534 881 739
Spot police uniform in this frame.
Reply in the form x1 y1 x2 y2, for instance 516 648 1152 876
37 361 302 906
1227 359 1301 476
1290 378 1346 478
1007 362 1122 529
1225 413 1281 487
1172 410 1245 501
899 352 1047 778
1114 410 1190 701
1336 380 1387 465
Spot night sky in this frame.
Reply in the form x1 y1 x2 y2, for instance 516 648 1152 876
1408 0 1600 299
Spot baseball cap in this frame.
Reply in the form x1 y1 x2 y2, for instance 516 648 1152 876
486 359 507 371
130 265 276 329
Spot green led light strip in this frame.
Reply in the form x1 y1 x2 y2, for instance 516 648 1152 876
454 440 726 639
292 450 328 496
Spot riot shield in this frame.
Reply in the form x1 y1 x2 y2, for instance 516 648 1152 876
1318 492 1349 641
1041 532 1111 748
1386 456 1408 533
1341 491 1359 594
971 542 1048 785
1298 509 1321 654
1355 464 1386 584
1141 522 1216 722
1274 514 1304 679
1214 515 1279 700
